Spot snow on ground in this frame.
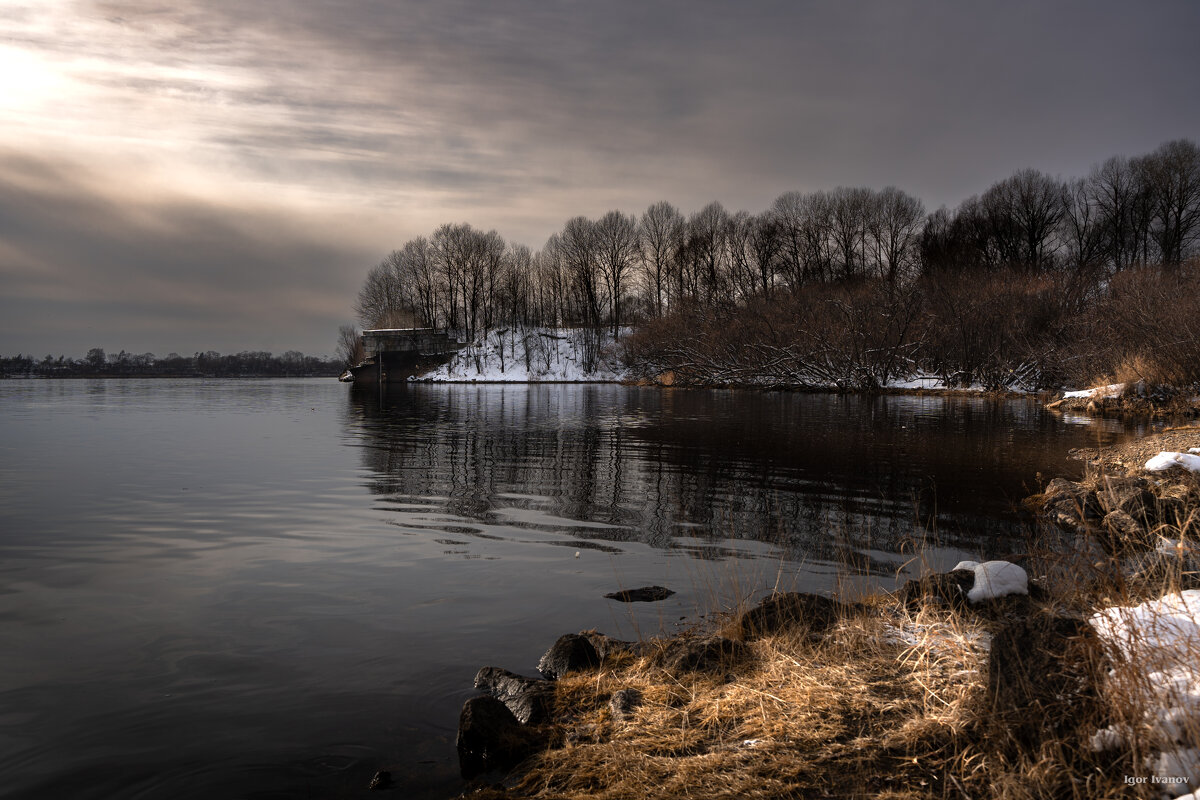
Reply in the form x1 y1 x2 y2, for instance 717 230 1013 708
414 327 628 382
886 374 945 390
1090 590 1200 797
964 561 1028 604
1063 382 1126 399
1147 452 1200 473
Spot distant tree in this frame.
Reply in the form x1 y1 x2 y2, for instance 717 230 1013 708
336 325 363 367
1143 139 1200 266
828 186 872 281
637 201 684 316
594 210 639 334
685 202 732 305
980 168 1065 272
1090 155 1141 270
85 347 106 370
747 211 783 295
559 216 603 327
868 187 925 284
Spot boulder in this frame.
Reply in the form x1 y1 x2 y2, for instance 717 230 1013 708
900 569 976 611
1102 509 1149 552
728 592 844 639
657 635 749 674
474 667 555 725
604 586 675 602
537 633 600 680
1041 478 1101 531
984 612 1101 749
456 696 547 778
609 688 643 720
581 631 645 661
1096 476 1155 523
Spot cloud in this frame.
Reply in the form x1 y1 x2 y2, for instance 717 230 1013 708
0 150 380 356
1 0 1199 355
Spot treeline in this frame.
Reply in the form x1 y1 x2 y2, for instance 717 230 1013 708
0 348 343 378
351 139 1200 389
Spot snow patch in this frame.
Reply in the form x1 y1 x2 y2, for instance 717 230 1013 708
1147 452 1200 473
886 374 944 390
966 561 1028 604
1090 590 1200 797
1062 382 1125 399
414 327 628 382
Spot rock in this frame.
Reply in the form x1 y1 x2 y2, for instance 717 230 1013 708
473 667 555 725
368 770 392 790
604 586 675 602
1155 494 1189 529
728 592 844 639
900 569 976 611
984 612 1101 749
581 631 645 661
1095 475 1155 523
658 635 749 674
609 688 643 720
456 696 547 779
537 634 600 680
1041 478 1101 531
1102 509 1149 552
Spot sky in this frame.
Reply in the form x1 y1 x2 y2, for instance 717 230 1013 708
1 0 1198 358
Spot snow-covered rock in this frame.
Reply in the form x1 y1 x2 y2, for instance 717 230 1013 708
966 561 1028 604
1147 452 1200 473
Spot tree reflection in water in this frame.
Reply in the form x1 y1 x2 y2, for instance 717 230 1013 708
344 384 1131 574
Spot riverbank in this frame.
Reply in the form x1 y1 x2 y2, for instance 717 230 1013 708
454 429 1200 800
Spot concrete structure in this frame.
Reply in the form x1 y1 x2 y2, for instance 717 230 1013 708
350 328 464 384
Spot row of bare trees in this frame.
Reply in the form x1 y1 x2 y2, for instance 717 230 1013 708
921 140 1200 276
348 140 1200 384
353 187 929 335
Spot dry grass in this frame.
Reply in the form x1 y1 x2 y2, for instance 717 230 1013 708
466 594 1138 800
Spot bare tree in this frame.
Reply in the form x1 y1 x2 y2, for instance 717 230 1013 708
747 211 783 294
594 210 639 334
686 201 731 304
1091 155 1140 270
829 187 872 281
868 187 925 284
980 168 1065 272
559 216 603 327
1144 139 1200 266
637 201 684 316
355 252 414 329
336 325 364 367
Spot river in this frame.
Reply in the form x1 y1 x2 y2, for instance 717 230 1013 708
0 379 1140 798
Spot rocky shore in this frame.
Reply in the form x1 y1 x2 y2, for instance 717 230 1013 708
446 427 1200 800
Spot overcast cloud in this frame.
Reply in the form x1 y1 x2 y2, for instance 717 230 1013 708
1 0 1198 356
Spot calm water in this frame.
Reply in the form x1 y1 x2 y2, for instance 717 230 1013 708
0 379 1137 798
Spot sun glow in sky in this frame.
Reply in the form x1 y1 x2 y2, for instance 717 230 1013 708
1 0 1198 357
